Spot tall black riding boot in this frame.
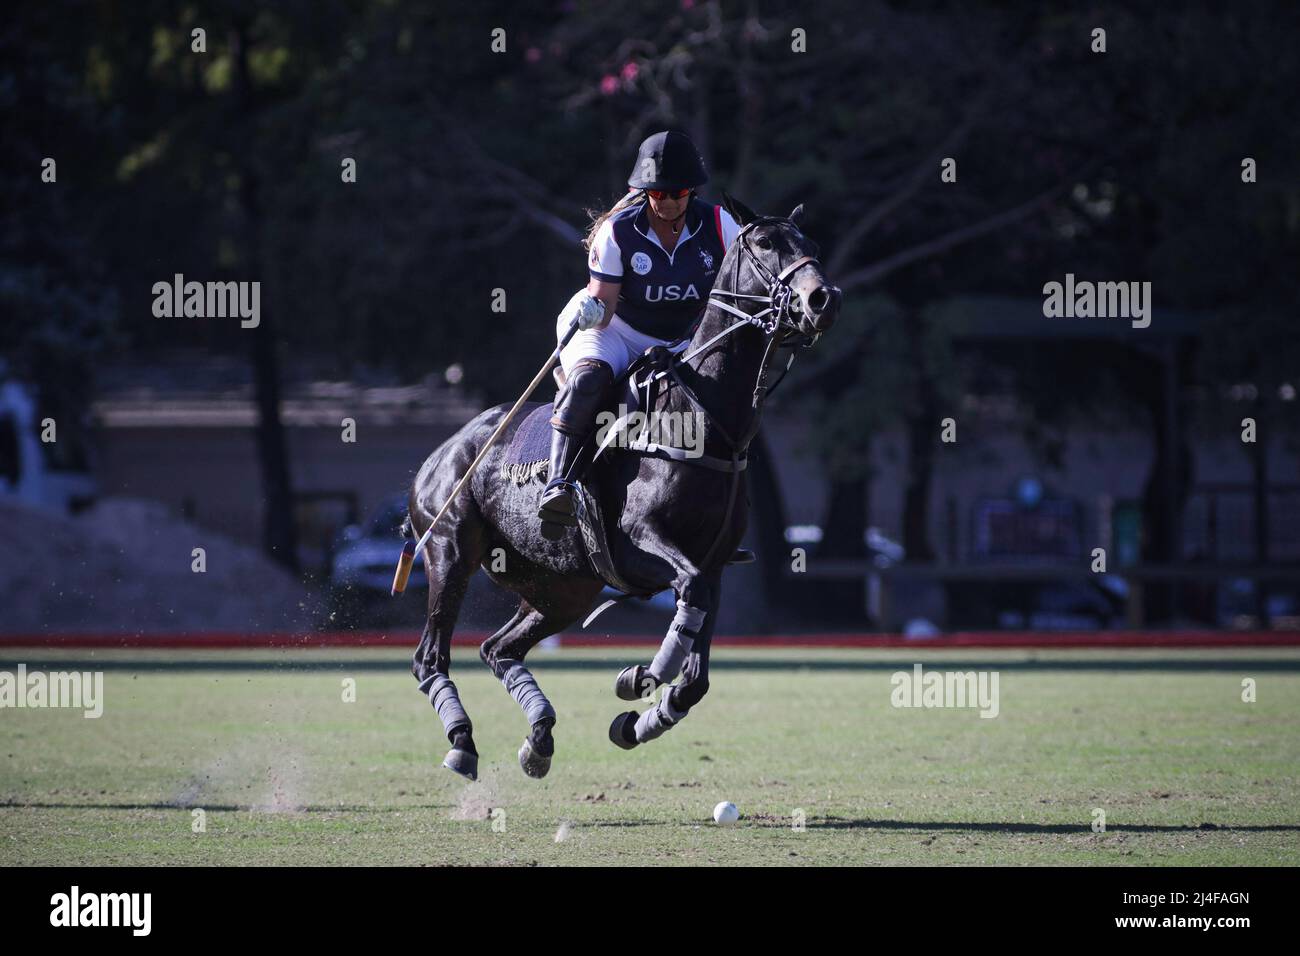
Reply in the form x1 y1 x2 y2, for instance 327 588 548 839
538 358 613 538
538 427 582 526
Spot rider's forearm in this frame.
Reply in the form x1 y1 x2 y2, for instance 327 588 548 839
585 278 620 329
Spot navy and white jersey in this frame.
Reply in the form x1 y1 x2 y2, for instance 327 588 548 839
588 197 742 341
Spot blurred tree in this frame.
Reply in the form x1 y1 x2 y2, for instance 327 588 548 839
0 5 119 456
10 0 1298 621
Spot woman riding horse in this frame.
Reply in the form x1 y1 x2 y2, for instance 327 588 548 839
404 131 839 782
538 130 743 541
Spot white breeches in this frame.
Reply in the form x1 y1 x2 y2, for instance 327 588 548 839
555 311 687 379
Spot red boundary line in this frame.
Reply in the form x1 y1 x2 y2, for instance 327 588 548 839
0 631 1297 649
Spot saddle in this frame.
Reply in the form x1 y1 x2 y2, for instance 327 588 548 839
500 341 688 488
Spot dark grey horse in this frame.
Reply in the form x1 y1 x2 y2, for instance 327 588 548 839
405 195 840 781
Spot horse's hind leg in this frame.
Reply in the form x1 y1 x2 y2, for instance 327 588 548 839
480 597 584 779
412 516 488 781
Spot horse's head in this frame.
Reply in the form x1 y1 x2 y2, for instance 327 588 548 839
720 194 842 337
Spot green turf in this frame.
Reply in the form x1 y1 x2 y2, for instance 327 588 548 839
2 646 1298 865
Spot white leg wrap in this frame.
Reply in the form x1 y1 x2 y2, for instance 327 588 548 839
634 686 689 743
649 601 705 683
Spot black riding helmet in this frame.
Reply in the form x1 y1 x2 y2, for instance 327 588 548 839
627 130 708 191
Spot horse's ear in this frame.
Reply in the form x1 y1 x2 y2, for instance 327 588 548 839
789 203 805 226
721 191 758 227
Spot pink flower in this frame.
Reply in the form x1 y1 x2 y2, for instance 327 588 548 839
620 61 639 82
600 74 619 95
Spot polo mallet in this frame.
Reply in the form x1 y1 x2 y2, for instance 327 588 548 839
391 317 581 595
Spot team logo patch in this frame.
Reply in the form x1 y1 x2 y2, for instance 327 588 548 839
631 251 653 275
699 248 714 271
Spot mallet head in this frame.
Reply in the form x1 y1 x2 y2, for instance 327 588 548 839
391 540 417 596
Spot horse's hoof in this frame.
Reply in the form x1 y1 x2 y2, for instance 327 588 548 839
519 718 555 779
609 711 640 750
615 664 654 701
442 747 478 781
518 736 552 779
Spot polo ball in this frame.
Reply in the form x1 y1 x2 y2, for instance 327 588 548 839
712 801 740 825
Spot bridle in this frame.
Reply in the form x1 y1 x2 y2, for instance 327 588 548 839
707 216 822 339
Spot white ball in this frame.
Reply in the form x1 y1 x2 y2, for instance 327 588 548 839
712 801 739 825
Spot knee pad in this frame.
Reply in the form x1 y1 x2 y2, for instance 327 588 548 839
552 359 613 434
569 358 613 392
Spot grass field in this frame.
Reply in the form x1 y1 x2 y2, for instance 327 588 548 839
2 645 1298 866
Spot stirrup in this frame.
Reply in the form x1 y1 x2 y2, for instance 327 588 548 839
538 480 579 526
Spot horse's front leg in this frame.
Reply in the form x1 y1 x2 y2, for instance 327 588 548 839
610 572 719 749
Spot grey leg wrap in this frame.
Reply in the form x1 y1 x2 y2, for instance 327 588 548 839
499 660 556 726
649 601 706 683
418 673 470 738
634 685 689 743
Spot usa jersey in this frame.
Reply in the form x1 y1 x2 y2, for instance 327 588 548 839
588 197 741 341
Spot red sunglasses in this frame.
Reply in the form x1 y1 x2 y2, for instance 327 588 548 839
646 187 691 201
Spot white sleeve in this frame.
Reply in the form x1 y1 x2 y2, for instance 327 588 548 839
587 219 622 281
718 207 743 249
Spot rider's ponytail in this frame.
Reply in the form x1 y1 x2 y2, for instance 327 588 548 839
583 189 646 251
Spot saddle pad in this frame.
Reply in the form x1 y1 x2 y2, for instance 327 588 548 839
500 401 554 484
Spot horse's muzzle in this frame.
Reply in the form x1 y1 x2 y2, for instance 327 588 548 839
800 284 841 333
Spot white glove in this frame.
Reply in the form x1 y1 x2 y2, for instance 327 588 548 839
560 290 606 331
